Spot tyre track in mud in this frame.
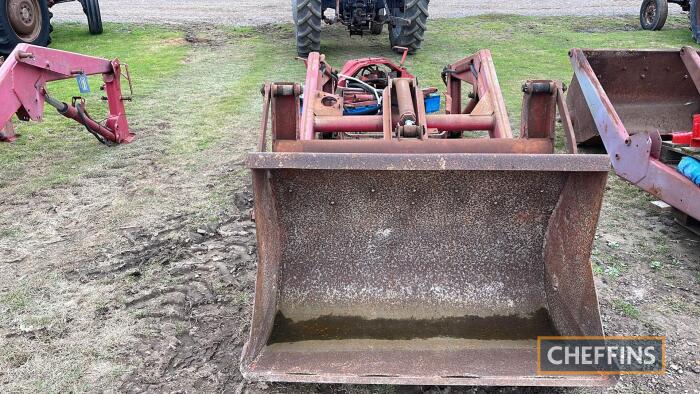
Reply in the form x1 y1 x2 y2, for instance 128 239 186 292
65 191 259 392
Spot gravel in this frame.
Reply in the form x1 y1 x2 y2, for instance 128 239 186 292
52 0 683 26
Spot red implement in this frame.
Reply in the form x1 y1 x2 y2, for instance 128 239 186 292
0 44 133 144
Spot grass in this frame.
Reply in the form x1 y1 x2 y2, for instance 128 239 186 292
613 299 642 320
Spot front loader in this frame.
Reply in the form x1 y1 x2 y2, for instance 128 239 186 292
292 0 429 57
241 50 614 387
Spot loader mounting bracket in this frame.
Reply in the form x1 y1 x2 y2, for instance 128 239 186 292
0 44 134 144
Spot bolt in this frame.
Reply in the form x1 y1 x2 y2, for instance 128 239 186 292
625 138 631 146
330 201 335 206
615 153 621 160
640 74 646 79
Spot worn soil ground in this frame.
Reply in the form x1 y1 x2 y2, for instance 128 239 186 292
1 15 699 394
52 0 683 25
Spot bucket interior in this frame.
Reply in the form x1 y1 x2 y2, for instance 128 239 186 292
568 50 700 144
243 161 610 385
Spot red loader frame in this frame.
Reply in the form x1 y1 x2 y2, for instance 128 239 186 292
0 44 133 144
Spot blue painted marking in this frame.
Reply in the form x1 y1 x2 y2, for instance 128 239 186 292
76 74 91 94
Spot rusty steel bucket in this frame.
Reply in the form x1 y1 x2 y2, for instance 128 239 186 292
567 48 700 146
241 51 614 387
567 47 700 221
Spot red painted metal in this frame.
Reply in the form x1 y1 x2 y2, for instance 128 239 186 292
0 44 133 144
313 114 496 133
242 50 613 388
568 47 700 221
337 56 413 88
672 132 693 145
443 50 512 139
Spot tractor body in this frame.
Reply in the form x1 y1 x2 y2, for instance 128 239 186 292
293 0 429 56
0 0 102 56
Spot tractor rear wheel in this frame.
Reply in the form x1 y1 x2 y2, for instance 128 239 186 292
640 0 668 30
0 0 52 55
389 0 429 54
292 0 321 57
82 0 102 35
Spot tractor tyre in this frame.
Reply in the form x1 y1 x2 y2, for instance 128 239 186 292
0 0 52 56
82 0 103 35
640 0 668 31
370 21 384 35
292 0 321 57
692 0 700 43
389 0 429 54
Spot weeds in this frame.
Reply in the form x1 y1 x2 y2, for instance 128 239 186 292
613 299 641 320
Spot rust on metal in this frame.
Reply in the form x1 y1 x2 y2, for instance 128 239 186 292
272 138 554 154
567 48 700 145
568 47 700 221
242 50 613 387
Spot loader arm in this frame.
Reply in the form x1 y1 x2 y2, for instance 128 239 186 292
0 44 133 144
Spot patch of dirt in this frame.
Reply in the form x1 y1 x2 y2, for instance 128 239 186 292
91 195 258 392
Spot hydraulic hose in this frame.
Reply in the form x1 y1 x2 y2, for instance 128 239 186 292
44 93 113 144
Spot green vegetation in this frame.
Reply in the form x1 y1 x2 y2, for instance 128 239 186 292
613 299 641 320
